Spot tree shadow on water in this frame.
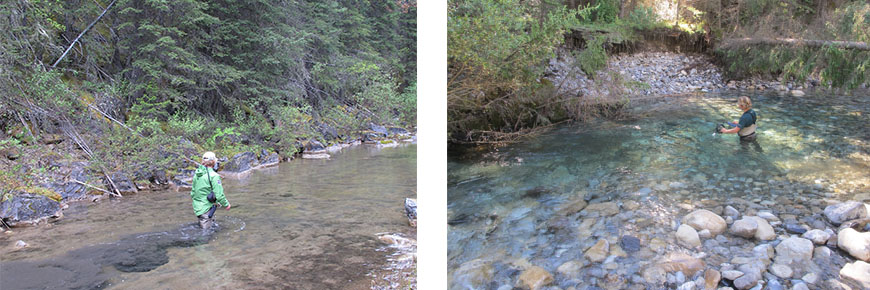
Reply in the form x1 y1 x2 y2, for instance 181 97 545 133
1 222 220 290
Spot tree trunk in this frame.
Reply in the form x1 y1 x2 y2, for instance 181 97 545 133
720 38 870 51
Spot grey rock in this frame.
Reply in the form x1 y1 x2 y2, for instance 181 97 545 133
801 229 831 245
724 206 740 219
0 192 62 226
15 240 27 249
769 264 792 279
823 201 868 225
620 235 641 253
784 224 807 234
222 152 260 173
731 218 758 239
722 270 744 280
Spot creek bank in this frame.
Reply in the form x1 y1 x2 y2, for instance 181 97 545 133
1 126 415 228
546 50 868 102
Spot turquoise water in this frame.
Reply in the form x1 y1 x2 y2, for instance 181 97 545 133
447 91 869 289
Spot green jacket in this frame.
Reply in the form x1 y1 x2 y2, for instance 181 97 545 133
190 165 228 216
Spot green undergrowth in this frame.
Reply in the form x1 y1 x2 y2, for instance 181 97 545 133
717 45 870 89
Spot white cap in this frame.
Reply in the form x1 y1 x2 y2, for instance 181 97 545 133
202 151 217 161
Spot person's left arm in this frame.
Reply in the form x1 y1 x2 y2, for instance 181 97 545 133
210 173 230 208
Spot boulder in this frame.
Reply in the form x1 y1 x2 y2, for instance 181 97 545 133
45 161 93 201
677 224 702 248
302 139 326 153
731 218 758 239
585 239 609 263
683 209 727 236
802 229 831 245
839 261 870 289
222 152 260 174
405 198 417 227
0 192 62 226
452 259 493 289
824 201 868 225
837 228 870 261
518 266 553 290
259 152 280 167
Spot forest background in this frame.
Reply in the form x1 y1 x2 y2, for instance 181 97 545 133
0 0 417 196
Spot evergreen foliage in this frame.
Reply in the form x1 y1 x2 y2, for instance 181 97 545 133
0 0 416 179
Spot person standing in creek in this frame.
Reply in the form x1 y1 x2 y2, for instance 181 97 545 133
719 96 762 152
191 152 231 229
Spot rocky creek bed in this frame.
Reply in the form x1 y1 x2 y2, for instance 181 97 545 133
2 128 416 289
448 91 869 290
546 50 868 101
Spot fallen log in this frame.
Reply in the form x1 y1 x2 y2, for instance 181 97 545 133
720 38 870 51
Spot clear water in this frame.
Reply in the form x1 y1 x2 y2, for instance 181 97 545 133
447 91 869 289
1 144 416 289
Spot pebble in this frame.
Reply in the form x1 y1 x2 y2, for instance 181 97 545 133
801 272 818 284
801 229 831 245
784 224 807 234
722 270 744 280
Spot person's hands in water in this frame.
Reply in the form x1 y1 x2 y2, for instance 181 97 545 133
225 203 231 210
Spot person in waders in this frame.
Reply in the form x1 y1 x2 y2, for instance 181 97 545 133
718 96 762 152
191 152 231 229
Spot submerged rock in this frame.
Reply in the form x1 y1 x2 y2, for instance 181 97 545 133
0 193 62 226
518 266 553 290
452 259 493 289
677 224 702 248
837 228 870 261
704 269 721 290
620 235 641 253
15 240 27 249
683 209 727 236
585 239 609 263
824 201 868 225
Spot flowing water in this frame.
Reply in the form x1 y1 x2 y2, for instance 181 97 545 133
448 91 869 289
1 143 416 290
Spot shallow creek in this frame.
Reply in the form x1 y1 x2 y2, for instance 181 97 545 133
448 91 869 289
2 144 416 289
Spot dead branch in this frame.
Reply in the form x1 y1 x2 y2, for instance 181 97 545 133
15 111 36 141
51 0 118 68
71 179 113 196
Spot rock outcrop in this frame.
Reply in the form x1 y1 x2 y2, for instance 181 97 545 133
0 192 62 226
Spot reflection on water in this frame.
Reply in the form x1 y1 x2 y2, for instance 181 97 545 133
447 91 869 289
1 144 416 289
